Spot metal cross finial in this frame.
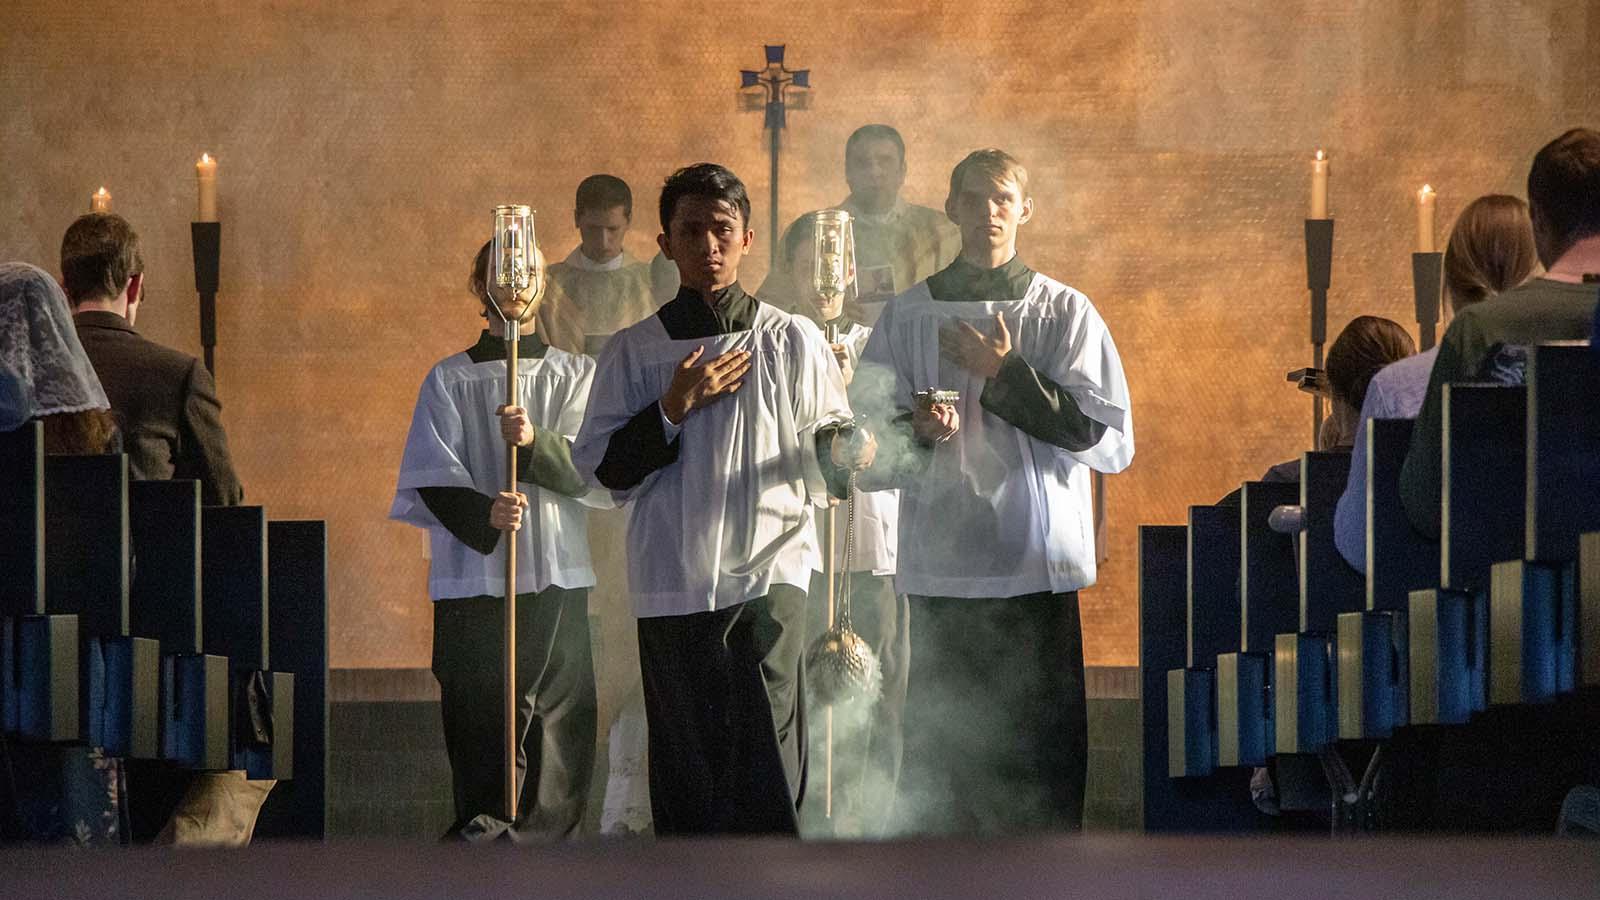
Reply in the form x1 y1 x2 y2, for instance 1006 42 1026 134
740 44 811 268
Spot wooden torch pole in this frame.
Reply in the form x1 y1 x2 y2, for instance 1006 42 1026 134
503 325 520 823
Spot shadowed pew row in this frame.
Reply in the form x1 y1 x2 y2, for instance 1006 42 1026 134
1141 341 1600 833
1 422 330 839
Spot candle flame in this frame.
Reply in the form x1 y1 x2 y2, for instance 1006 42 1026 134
95 187 108 196
1419 183 1435 197
199 152 213 164
1315 149 1325 161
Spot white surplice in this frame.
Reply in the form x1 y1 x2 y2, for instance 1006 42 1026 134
572 305 852 618
854 273 1134 599
390 345 607 600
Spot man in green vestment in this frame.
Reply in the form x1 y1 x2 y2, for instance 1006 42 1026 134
760 125 959 325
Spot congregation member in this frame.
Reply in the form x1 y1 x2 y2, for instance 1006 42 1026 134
1400 127 1600 536
760 124 960 324
573 163 876 835
391 240 602 840
1333 195 1538 570
853 149 1134 834
61 213 242 506
0 262 121 845
61 213 273 846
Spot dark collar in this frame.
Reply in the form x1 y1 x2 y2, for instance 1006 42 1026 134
926 254 1036 302
73 310 139 334
656 282 759 339
466 329 547 364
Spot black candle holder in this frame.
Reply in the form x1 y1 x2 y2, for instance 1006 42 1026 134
1412 251 1443 351
1304 218 1334 443
191 223 220 375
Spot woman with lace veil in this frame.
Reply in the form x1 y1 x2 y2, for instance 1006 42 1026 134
0 261 125 846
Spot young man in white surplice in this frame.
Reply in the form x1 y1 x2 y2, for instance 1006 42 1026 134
390 242 606 841
572 164 877 836
854 149 1134 835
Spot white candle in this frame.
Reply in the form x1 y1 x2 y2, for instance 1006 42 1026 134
1416 184 1437 253
1310 150 1329 219
196 153 218 222
91 186 111 213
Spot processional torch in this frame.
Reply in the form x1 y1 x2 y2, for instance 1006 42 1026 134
802 210 882 822
486 204 541 823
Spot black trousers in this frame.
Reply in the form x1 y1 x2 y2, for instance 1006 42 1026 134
801 570 910 837
898 591 1087 835
431 586 596 839
636 586 808 836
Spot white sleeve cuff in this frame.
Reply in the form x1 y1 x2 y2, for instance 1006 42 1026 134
659 403 684 441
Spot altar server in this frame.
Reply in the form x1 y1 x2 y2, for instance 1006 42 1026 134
573 163 875 835
854 149 1134 835
391 241 603 840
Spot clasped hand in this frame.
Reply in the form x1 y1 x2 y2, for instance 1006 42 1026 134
496 404 534 447
490 491 528 531
661 346 752 425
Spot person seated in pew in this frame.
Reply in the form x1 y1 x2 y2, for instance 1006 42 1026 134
60 213 243 507
1219 316 1414 504
1333 196 1538 570
1401 127 1600 537
60 213 276 847
0 261 124 845
391 239 603 841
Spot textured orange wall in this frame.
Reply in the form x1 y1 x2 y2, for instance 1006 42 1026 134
2 1 1594 668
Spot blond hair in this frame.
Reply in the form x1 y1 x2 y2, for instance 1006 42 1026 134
947 149 1030 207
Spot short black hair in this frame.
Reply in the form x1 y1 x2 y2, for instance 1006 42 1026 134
575 174 632 219
658 163 751 233
1527 127 1600 266
60 213 144 304
846 124 906 166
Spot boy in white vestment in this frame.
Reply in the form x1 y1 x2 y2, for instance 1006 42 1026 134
573 164 876 835
390 242 603 840
854 149 1134 835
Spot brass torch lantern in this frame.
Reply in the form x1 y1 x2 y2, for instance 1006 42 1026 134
811 208 856 335
485 204 540 823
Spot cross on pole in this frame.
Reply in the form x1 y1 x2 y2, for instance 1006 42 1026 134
740 44 810 271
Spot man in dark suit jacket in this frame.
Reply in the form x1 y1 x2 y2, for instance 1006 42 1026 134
61 213 243 506
61 213 269 845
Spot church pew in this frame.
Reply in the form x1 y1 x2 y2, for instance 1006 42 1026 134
1366 418 1440 611
1440 384 1526 591
1582 532 1600 690
254 519 329 839
1217 481 1298 767
1141 525 1258 831
1168 505 1239 777
45 454 162 759
1337 418 1429 740
131 480 229 770
1524 342 1600 564
1410 384 1523 724
1275 451 1359 755
201 506 293 780
0 422 79 743
1488 343 1597 705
